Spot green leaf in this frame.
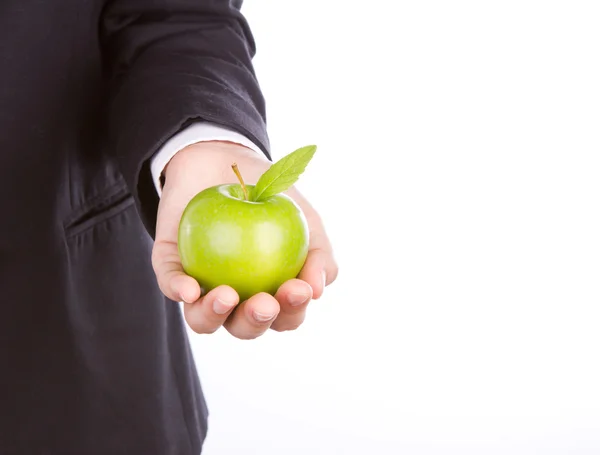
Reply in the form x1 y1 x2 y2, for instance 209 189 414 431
252 145 317 201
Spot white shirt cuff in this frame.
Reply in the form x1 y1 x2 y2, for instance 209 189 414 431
150 122 263 196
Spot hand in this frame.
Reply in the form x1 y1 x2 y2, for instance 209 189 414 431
151 141 338 339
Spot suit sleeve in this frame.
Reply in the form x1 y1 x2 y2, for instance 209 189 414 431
101 0 270 238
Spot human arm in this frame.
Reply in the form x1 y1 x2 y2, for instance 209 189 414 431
101 0 269 237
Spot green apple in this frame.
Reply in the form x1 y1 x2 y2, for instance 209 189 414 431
177 145 317 302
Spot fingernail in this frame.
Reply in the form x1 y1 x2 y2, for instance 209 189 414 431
213 298 235 315
253 311 276 323
288 293 310 307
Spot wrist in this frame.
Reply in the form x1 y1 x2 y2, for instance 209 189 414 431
164 140 269 185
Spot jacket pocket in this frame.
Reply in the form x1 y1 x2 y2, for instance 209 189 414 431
63 183 134 239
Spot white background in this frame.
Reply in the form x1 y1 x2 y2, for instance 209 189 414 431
187 1 600 454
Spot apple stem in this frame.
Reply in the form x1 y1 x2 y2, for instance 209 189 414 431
231 162 249 201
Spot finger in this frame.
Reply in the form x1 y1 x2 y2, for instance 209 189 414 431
224 293 280 340
270 279 313 332
184 285 239 334
298 249 330 299
287 192 338 295
151 240 201 303
307 216 338 286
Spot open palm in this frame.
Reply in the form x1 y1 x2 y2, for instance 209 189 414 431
151 141 338 340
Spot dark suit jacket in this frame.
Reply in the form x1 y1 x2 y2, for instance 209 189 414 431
0 1 269 453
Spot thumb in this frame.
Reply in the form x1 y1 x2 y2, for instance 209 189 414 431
151 240 201 303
